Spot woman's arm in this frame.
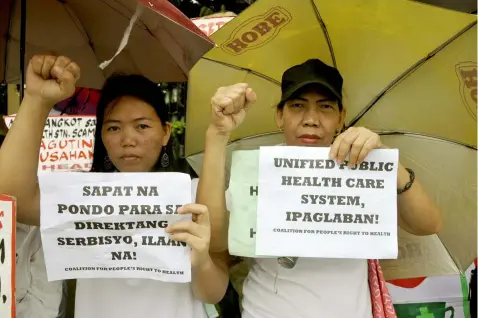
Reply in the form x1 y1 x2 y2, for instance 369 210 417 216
192 251 230 304
0 55 79 226
396 164 442 236
0 94 49 225
196 84 256 252
166 204 230 303
329 127 442 236
196 126 230 252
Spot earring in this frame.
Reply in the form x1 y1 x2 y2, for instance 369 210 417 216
104 156 113 171
160 148 169 168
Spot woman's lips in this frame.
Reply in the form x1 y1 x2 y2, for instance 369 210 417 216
121 156 141 162
298 134 320 144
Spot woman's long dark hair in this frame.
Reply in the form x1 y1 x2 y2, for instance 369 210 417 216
90 74 173 172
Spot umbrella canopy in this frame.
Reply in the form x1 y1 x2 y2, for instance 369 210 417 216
0 0 214 89
185 0 477 279
415 0 477 13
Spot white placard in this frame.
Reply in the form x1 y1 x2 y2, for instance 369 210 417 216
4 115 96 172
228 150 262 257
256 146 399 259
0 195 15 318
39 172 192 282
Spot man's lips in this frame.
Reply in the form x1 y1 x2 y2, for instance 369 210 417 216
298 134 321 144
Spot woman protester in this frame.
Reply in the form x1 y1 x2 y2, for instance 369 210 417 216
0 55 227 318
197 58 442 318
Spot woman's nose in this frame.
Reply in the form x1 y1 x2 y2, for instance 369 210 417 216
120 128 138 147
302 108 321 127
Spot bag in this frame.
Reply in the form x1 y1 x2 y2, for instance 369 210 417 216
368 259 397 318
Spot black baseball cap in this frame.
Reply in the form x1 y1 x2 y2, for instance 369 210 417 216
279 59 343 106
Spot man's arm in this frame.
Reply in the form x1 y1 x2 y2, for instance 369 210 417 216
192 251 230 304
196 125 231 252
396 163 442 236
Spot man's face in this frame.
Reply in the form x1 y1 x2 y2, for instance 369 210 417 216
276 88 344 147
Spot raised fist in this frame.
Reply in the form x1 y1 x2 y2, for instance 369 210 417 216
210 83 257 134
25 55 80 108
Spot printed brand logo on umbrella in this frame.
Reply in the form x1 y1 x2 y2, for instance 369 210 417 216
456 61 477 120
221 7 291 55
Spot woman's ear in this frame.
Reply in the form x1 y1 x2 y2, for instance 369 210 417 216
276 107 284 130
163 122 172 146
337 104 347 132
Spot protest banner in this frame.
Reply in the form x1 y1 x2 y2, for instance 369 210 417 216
0 195 16 318
4 115 96 172
39 172 192 282
192 16 234 36
228 149 262 257
255 146 399 259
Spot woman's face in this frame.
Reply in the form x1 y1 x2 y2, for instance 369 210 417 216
276 89 345 147
101 96 171 172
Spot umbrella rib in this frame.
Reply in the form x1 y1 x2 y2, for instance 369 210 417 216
375 130 477 150
147 18 189 79
101 0 145 28
347 20 477 128
61 4 97 54
99 0 187 79
141 23 188 80
310 0 337 67
1 0 15 82
200 57 281 85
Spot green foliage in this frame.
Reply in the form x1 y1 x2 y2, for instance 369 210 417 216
171 120 186 137
200 6 214 16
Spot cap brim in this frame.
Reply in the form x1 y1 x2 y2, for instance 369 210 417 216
280 80 342 105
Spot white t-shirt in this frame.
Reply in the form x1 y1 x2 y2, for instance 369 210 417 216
16 224 65 318
74 179 217 318
225 188 372 318
14 109 66 318
242 258 372 318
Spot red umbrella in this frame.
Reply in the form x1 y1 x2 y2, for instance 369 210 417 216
0 0 214 100
53 87 100 115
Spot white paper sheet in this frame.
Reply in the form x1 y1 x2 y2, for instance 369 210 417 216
39 172 192 282
256 146 399 259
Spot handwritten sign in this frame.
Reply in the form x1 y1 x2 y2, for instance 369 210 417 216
256 146 399 259
4 115 96 172
192 16 234 36
0 195 16 318
39 172 192 282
